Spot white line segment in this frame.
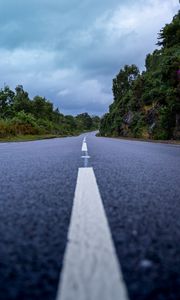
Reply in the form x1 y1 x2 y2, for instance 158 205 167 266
56 167 129 300
81 155 91 158
82 141 88 152
82 136 88 152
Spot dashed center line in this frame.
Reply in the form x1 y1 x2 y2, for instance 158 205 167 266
81 136 90 167
81 140 88 152
56 137 129 300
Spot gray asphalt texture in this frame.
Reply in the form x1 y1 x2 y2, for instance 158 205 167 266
0 132 180 300
88 133 180 300
0 137 83 300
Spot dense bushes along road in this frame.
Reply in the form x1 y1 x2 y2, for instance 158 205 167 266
100 11 180 140
0 85 100 140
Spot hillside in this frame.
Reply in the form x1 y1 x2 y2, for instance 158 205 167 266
100 11 180 140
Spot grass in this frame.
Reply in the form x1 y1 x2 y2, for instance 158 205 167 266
0 134 60 143
0 129 98 143
0 130 88 143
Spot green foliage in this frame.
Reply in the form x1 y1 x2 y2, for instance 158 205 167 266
134 118 146 138
91 115 101 129
0 85 100 139
100 10 180 140
76 113 93 130
157 11 180 48
112 64 139 102
99 113 115 136
12 111 36 125
0 119 13 137
13 85 32 114
0 86 15 118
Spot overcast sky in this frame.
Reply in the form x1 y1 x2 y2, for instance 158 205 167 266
0 0 179 115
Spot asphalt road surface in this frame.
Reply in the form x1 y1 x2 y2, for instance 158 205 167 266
0 132 180 300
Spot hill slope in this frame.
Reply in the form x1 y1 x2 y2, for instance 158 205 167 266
100 11 180 140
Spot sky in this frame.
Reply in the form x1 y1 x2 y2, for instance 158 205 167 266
0 0 179 116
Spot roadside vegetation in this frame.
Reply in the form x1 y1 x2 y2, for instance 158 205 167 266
0 85 100 141
100 11 180 140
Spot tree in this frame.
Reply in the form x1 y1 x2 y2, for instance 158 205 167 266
100 11 180 140
76 113 93 130
157 11 180 48
32 96 54 120
91 115 101 129
64 115 77 131
0 86 15 118
13 85 32 113
0 84 100 138
112 64 139 102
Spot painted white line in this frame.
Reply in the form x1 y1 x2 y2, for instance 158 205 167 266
56 167 129 300
82 141 88 152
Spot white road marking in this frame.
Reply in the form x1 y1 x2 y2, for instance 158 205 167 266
81 137 90 167
81 155 91 158
56 167 129 300
82 141 88 152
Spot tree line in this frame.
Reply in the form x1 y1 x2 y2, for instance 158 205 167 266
0 85 100 138
100 11 180 140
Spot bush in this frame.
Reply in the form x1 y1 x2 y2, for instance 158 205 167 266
11 111 40 135
0 119 12 137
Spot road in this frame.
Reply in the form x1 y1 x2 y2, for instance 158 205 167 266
0 132 180 300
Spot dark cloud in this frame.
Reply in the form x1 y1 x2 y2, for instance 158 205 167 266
0 0 179 115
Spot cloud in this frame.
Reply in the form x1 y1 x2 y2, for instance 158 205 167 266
55 79 111 115
69 0 179 73
0 0 179 115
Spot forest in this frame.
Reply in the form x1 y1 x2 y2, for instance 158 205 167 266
0 85 100 140
100 11 180 140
